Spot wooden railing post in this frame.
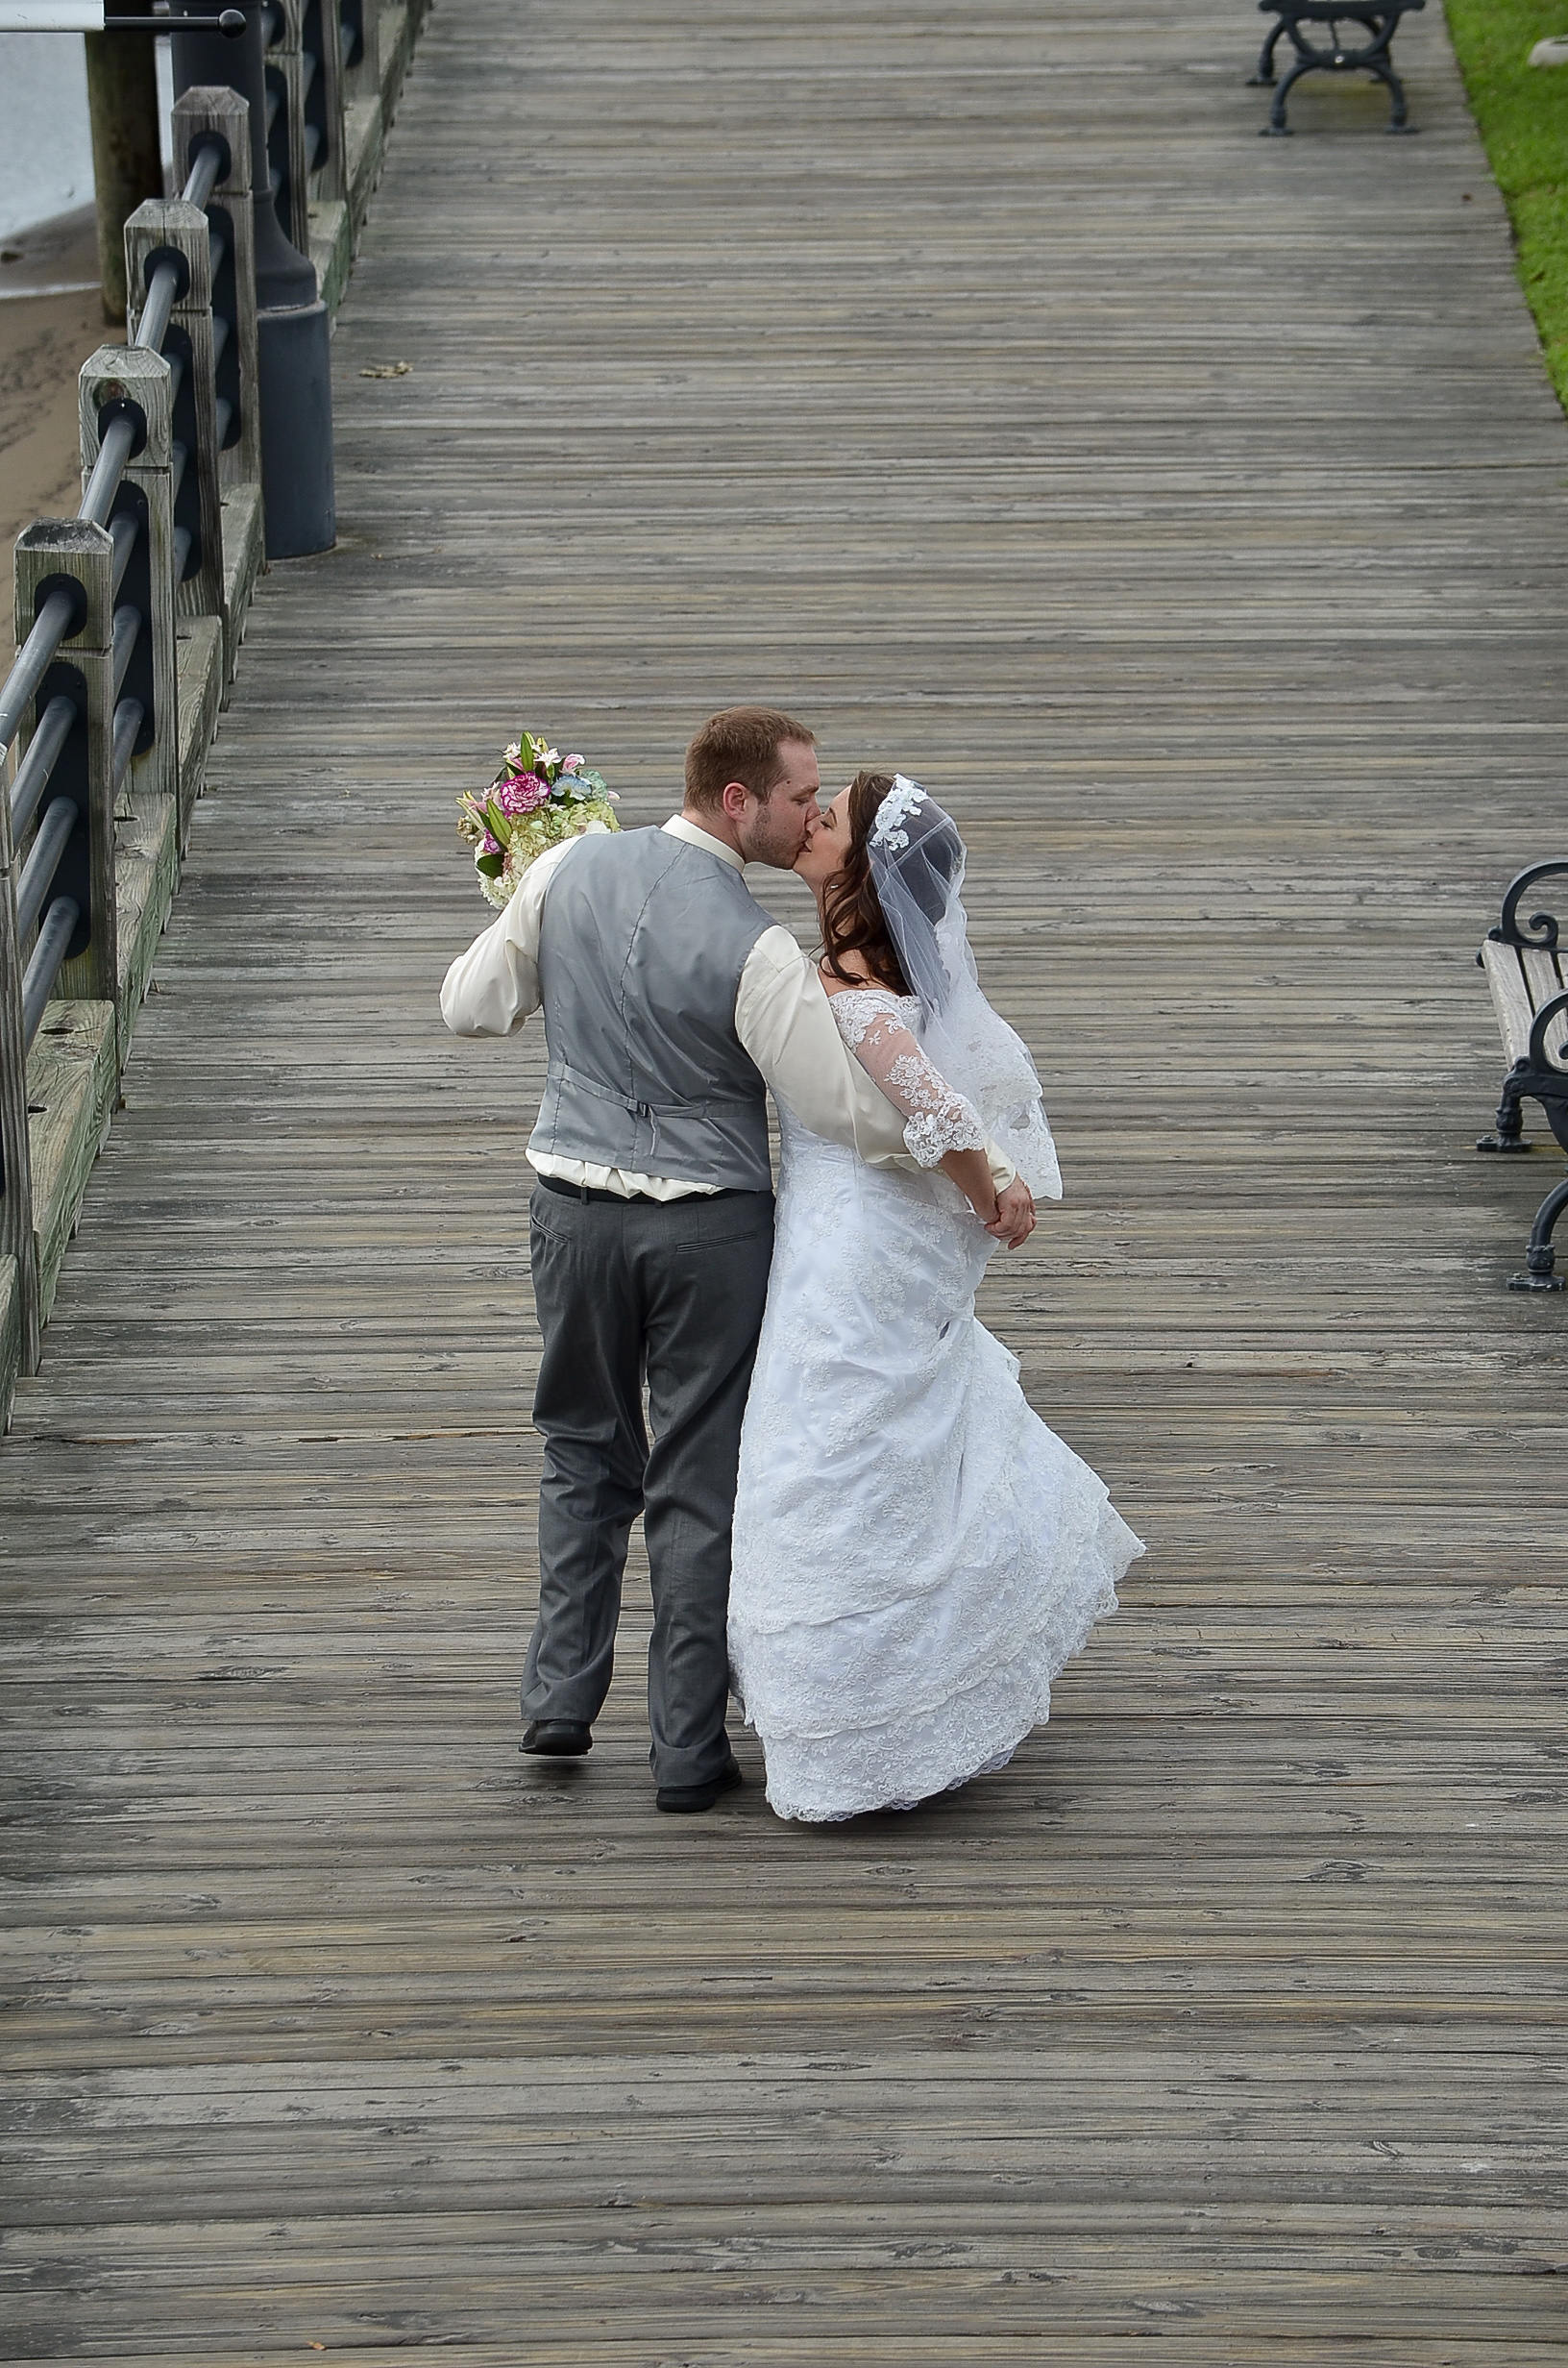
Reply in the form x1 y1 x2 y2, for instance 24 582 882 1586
173 88 263 494
311 0 348 207
263 3 306 259
0 750 42 1378
12 521 117 1016
78 345 179 822
266 0 344 257
123 203 225 636
342 0 378 108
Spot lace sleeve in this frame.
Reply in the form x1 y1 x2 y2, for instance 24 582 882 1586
829 989 988 1169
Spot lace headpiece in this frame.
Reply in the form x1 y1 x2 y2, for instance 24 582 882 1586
869 774 929 856
866 774 1064 1201
866 777 966 1017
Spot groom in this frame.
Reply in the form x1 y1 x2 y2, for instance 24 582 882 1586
441 706 1019 1812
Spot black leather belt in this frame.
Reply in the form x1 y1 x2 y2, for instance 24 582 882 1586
536 1175 756 1206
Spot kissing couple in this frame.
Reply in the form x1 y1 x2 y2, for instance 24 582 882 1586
441 705 1142 1821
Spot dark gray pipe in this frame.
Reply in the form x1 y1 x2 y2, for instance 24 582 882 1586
21 897 81 1055
168 2 335 557
255 298 336 555
111 699 144 794
17 798 78 947
9 698 77 845
0 589 78 766
79 412 138 530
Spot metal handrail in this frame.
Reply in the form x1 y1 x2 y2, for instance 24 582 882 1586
0 588 77 768
110 699 143 792
15 799 77 946
2 127 230 1071
184 136 224 213
1 132 225 776
9 698 75 842
110 604 141 699
109 507 139 597
78 414 139 533
19 898 80 1052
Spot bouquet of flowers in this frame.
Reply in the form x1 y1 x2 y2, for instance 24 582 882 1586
457 730 620 909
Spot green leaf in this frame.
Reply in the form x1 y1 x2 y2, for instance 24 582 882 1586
476 851 504 877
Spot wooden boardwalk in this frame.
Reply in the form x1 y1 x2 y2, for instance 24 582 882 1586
3 1 1567 2356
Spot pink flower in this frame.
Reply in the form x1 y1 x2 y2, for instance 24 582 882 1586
563 753 585 774
497 770 549 815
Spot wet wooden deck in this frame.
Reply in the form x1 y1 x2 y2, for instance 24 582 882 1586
3 0 1566 2356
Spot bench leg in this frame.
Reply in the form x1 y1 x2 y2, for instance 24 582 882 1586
1478 1074 1531 1153
1248 21 1286 86
1262 55 1311 133
1257 12 1416 136
1368 52 1413 132
1507 1177 1568 1293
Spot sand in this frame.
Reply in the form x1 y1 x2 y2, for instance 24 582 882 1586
0 206 112 678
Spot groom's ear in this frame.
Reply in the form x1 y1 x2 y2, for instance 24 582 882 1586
720 778 755 822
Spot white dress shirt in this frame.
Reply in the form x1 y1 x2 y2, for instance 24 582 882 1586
440 812 1015 1198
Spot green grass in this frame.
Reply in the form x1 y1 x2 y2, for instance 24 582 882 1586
1445 0 1568 409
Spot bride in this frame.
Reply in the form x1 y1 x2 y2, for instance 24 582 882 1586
727 772 1144 1823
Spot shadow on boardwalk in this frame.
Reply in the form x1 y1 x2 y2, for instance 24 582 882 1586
2 2 1565 2356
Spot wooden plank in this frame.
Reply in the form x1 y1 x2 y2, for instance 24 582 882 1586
112 785 179 1062
218 480 265 695
1476 939 1533 1069
175 613 223 844
0 1251 18 1432
344 91 386 235
1519 943 1568 1064
308 195 354 319
0 2352 1552 2368
378 1 415 116
21 996 114 1325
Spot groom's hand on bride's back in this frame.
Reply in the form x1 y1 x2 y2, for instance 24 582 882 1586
986 1179 1037 1250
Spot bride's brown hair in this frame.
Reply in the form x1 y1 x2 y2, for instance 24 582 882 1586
820 771 914 996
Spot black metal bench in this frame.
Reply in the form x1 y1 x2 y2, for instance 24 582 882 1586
1250 0 1426 136
1476 861 1568 1292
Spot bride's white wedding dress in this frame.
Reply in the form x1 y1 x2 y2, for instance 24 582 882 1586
727 986 1143 1824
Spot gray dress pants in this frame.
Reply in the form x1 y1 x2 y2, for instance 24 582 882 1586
522 1180 775 1788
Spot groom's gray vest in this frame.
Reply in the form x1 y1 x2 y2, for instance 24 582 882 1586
530 827 775 1191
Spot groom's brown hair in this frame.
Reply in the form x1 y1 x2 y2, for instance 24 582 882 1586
684 705 816 815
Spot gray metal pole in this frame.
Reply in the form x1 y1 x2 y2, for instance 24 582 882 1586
168 1 335 557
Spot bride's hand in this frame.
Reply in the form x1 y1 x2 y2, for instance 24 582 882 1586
938 1151 1036 1246
985 1178 1037 1250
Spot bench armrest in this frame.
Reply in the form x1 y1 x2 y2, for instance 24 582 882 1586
1488 860 1568 951
1528 990 1568 1080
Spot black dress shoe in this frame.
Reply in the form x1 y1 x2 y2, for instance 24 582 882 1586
521 1720 593 1757
655 1756 743 1814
